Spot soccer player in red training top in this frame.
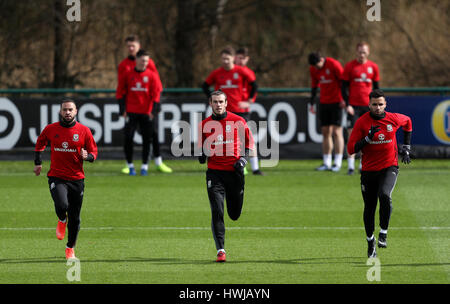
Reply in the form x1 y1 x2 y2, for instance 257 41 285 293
347 89 412 258
198 91 255 262
342 42 380 175
116 35 172 174
117 49 162 176
308 52 345 172
202 46 261 175
34 99 98 260
234 47 264 175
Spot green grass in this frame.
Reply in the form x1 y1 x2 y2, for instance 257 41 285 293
0 159 449 284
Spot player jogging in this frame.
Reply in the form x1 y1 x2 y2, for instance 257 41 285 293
198 91 255 262
202 46 261 176
34 99 98 259
342 42 380 175
308 52 345 172
347 89 412 258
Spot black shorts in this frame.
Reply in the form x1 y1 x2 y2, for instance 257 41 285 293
347 106 370 129
318 103 344 127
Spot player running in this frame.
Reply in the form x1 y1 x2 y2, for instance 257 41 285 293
116 35 172 174
34 99 98 260
342 42 380 175
202 46 261 176
347 89 412 258
308 52 345 172
198 91 255 262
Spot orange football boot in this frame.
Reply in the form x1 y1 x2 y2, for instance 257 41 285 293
65 247 76 260
216 250 226 262
56 220 67 240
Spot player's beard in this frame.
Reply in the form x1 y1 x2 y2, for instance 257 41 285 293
369 110 385 119
212 109 227 120
60 114 76 126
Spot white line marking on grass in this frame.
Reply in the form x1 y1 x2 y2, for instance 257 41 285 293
1 226 449 231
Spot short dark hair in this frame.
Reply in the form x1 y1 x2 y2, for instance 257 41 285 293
220 46 235 56
209 90 227 102
125 35 139 43
61 98 77 108
236 47 249 57
308 52 322 65
369 89 385 99
136 49 150 58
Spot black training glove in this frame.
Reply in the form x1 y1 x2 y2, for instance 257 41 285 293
233 157 247 175
152 102 161 115
368 125 381 140
400 145 411 164
117 98 126 116
198 154 207 164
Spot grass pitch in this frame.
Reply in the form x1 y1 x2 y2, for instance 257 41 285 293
0 159 449 284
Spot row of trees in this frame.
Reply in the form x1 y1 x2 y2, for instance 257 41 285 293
0 0 448 89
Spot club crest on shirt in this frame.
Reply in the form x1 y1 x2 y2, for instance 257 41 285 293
143 76 149 83
386 124 393 132
73 134 79 142
368 67 373 74
225 125 231 132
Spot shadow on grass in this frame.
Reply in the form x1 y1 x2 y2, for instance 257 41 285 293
2 256 448 268
0 256 362 265
0 257 63 264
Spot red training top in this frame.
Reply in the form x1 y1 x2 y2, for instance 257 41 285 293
204 66 256 113
347 111 412 171
116 68 161 115
342 59 380 106
35 122 98 181
309 57 344 104
116 56 163 102
200 112 254 171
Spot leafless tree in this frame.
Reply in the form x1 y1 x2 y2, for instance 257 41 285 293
0 0 448 89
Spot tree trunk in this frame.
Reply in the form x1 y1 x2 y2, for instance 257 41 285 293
174 0 197 87
53 0 66 88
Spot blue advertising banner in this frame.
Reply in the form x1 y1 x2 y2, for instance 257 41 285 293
386 96 450 146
